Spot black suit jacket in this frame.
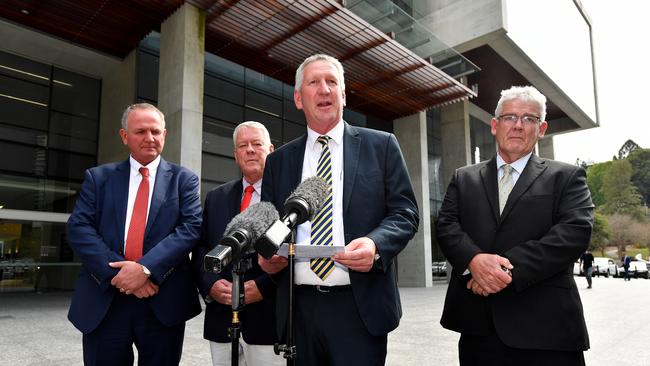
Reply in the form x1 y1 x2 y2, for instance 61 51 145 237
193 179 277 344
437 155 593 351
261 122 419 337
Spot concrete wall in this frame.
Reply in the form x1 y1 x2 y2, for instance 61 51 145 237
393 112 432 287
440 100 472 189
97 50 137 165
158 3 205 177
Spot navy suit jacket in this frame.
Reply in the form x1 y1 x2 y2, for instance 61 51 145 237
437 155 593 351
261 122 419 337
67 158 203 334
192 179 277 344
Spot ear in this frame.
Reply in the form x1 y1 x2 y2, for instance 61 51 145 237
538 121 548 138
342 89 346 107
268 144 275 153
490 118 498 136
294 89 303 110
119 129 128 145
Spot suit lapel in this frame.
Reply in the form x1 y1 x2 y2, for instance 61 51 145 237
289 135 307 189
112 160 130 246
229 180 243 217
479 157 500 223
146 158 173 235
500 155 547 220
342 122 360 214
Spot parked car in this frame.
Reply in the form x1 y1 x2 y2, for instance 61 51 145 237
593 257 618 277
617 260 649 279
432 261 448 277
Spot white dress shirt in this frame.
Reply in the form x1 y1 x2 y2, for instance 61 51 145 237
496 151 532 186
294 121 350 286
123 155 160 252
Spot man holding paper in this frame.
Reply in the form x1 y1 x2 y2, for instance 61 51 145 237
259 54 419 365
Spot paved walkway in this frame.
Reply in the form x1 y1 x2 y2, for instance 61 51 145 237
1 277 648 365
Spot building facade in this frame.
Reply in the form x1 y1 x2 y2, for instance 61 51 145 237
0 0 597 292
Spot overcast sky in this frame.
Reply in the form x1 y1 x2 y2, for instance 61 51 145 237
552 0 650 164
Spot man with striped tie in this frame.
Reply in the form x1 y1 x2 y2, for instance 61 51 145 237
259 54 419 365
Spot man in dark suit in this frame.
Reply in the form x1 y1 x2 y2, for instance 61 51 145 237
67 103 202 366
259 54 419 365
193 121 283 366
437 86 594 365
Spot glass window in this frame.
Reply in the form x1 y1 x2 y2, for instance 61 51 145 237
283 120 305 143
204 96 243 124
245 89 282 117
205 75 244 104
245 69 282 96
137 50 159 103
0 141 44 175
203 119 235 157
201 153 240 183
49 112 98 141
51 68 100 120
244 108 282 143
205 53 244 84
0 174 80 213
47 150 95 181
0 50 50 86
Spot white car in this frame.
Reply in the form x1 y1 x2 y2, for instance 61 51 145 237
617 260 649 279
592 257 618 277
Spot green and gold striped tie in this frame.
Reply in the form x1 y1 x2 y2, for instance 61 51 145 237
310 135 335 280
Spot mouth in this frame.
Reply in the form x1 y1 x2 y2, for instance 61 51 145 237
317 101 332 108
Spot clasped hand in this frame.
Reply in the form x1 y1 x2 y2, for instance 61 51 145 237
109 261 158 298
466 253 513 297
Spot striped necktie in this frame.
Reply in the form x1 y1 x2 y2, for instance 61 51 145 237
498 164 514 214
310 135 335 280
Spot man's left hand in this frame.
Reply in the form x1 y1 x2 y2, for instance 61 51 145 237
109 261 149 294
243 280 263 304
334 237 376 272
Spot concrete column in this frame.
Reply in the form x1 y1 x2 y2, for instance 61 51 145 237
158 3 205 176
440 100 472 189
538 136 555 160
97 50 137 165
393 111 432 287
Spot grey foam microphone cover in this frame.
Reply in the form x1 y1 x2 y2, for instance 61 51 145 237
224 201 279 240
285 176 329 220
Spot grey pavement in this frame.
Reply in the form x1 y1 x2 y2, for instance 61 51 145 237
1 276 648 365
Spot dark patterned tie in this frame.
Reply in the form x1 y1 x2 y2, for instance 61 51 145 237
310 136 335 280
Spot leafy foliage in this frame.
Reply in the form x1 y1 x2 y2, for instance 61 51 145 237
627 148 650 206
617 139 641 159
589 211 610 254
600 160 644 219
586 161 613 207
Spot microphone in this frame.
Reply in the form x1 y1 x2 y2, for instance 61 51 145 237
255 176 329 259
204 201 279 274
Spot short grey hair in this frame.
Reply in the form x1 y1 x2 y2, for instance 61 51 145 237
294 54 345 92
120 103 166 131
494 86 547 122
233 121 272 148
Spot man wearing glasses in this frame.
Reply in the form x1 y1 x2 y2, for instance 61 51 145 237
437 86 594 365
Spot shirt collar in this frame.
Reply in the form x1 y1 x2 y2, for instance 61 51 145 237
306 120 344 149
242 178 262 193
496 152 532 175
129 155 161 176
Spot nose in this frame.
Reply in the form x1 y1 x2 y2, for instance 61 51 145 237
317 79 330 94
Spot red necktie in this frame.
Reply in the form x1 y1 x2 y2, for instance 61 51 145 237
240 185 254 212
125 167 149 261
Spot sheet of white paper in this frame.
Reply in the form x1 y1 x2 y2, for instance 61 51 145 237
276 243 344 259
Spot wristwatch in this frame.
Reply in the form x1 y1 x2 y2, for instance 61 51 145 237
142 264 151 277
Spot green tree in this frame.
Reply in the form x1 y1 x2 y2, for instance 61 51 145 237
627 148 650 206
586 161 612 207
589 212 610 255
600 159 644 219
618 139 641 159
607 214 637 256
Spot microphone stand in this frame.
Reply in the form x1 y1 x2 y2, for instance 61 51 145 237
229 257 251 366
274 231 296 365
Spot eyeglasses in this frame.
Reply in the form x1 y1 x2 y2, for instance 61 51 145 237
497 114 541 125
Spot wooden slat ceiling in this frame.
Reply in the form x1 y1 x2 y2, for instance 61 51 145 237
0 0 183 57
192 0 475 119
0 0 475 119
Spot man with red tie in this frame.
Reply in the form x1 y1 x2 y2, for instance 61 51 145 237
67 103 202 365
193 121 283 366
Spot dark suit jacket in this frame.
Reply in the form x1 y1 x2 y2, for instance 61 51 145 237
192 179 277 344
261 122 419 337
437 155 593 351
67 158 203 334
